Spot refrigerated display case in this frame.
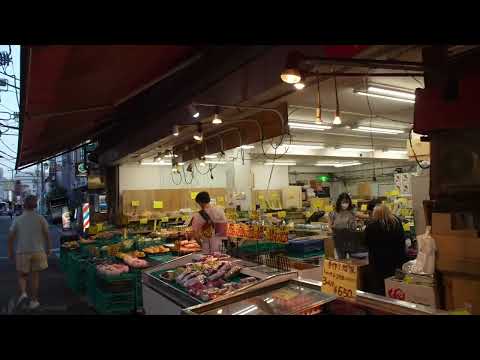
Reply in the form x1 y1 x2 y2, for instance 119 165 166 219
183 278 447 315
141 252 298 315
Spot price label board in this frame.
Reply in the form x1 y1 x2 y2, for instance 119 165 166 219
217 196 225 205
352 199 358 205
277 211 287 219
131 200 140 207
161 216 169 223
97 223 104 232
139 218 148 225
191 191 199 200
360 204 368 212
322 259 358 299
153 201 163 209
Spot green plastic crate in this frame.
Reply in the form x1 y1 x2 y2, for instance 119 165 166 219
66 253 89 295
94 288 135 315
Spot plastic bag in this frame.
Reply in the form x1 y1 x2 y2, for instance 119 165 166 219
402 226 436 275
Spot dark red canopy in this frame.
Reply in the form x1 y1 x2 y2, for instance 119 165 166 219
17 45 368 169
17 45 197 168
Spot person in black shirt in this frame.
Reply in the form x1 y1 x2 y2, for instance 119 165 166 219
365 204 407 296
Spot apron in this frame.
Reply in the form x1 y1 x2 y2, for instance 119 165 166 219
197 210 223 254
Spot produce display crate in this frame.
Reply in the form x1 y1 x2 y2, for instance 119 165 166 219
96 270 137 294
93 288 135 315
66 253 89 296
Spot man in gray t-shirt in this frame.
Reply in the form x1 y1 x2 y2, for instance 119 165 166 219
8 195 51 310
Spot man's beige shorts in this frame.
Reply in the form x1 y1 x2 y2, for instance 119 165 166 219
16 252 48 273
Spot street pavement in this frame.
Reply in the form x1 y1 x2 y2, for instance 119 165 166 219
0 215 94 314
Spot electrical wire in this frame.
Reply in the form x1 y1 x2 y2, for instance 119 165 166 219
409 128 430 169
0 138 16 154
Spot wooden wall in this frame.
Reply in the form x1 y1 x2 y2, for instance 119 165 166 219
121 188 227 217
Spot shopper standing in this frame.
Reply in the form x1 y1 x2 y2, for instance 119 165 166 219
328 193 358 259
365 204 407 296
191 191 227 254
7 195 51 310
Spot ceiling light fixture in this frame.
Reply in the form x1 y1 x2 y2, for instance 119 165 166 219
289 122 332 131
287 144 324 150
163 153 178 159
240 145 255 149
352 126 404 134
264 161 296 166
368 86 416 100
293 78 306 90
280 51 303 84
212 107 223 124
141 160 172 166
193 123 203 142
333 76 342 125
153 153 162 161
384 149 408 155
333 162 362 168
178 162 185 166
204 154 218 159
172 125 180 136
188 104 200 118
353 89 415 104
336 147 374 152
205 160 226 164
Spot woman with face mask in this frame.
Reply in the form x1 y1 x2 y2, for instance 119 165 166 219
328 193 357 259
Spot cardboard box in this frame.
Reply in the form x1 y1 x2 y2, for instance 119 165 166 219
385 277 439 308
432 213 477 237
442 273 480 315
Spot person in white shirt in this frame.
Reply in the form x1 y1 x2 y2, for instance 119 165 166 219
8 195 51 310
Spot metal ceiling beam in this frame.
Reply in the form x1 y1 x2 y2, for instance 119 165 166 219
301 56 424 72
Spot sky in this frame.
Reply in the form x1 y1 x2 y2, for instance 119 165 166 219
0 45 20 179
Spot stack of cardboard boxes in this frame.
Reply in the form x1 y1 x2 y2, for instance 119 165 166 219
433 212 480 314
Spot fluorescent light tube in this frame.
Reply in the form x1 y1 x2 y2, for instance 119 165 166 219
264 162 296 166
205 160 226 164
333 162 362 168
287 144 324 150
204 155 218 159
289 122 332 130
368 86 415 100
336 147 374 152
352 126 404 134
240 145 255 149
354 90 415 104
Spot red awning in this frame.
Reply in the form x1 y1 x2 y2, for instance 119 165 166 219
17 45 197 168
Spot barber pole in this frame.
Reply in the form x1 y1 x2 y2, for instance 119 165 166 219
82 203 90 231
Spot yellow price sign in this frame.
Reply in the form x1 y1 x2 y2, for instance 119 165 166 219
403 223 411 231
181 215 190 222
217 196 225 205
265 213 273 218
153 201 163 209
131 200 140 207
97 223 104 232
271 192 280 199
352 199 358 205
322 259 358 299
391 189 400 196
277 211 287 219
191 191 199 200
139 218 148 225
325 205 334 212
360 204 368 212
258 194 265 200
161 216 169 223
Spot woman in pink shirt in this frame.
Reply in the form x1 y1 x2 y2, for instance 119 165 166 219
191 191 227 254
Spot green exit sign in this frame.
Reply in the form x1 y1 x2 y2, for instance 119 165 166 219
317 175 330 182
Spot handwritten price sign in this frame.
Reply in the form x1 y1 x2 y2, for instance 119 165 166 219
322 259 358 299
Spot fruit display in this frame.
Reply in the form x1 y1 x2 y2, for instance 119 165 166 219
62 241 80 250
96 263 130 276
227 223 264 240
116 251 146 259
143 245 170 254
264 225 289 243
178 240 201 253
162 254 258 302
91 230 122 240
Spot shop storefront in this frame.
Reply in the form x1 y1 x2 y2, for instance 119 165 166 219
17 45 480 315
